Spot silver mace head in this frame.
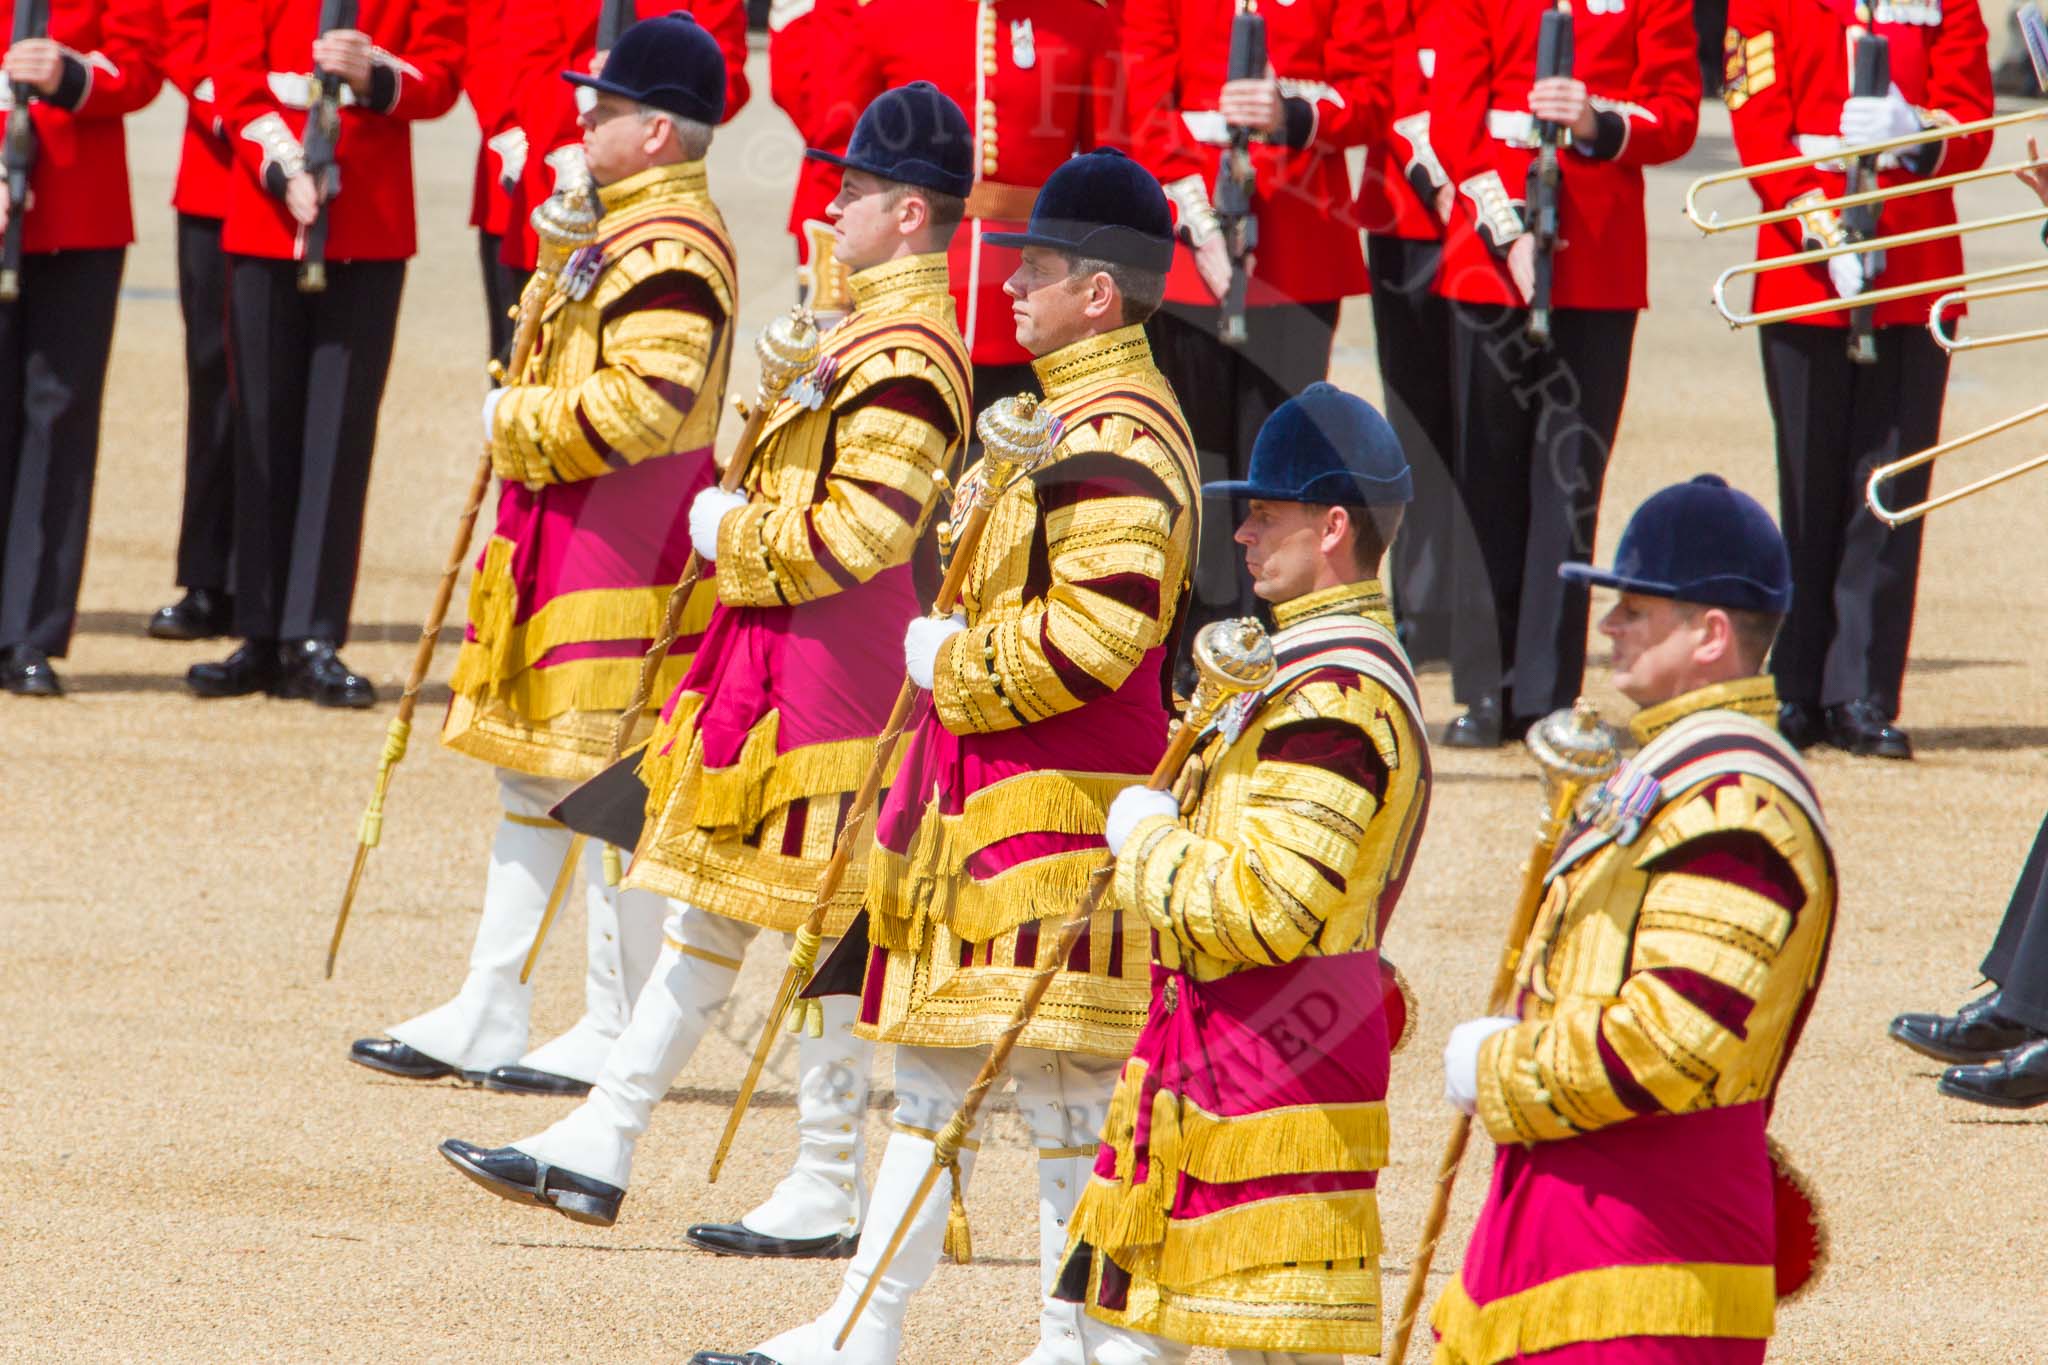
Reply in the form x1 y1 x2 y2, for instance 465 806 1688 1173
756 305 822 397
529 182 600 254
1186 617 1278 722
938 394 1060 561
1525 697 1622 794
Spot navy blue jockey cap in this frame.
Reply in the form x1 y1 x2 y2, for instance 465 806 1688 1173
1560 474 1793 614
1204 384 1414 508
984 148 1176 274
564 13 727 125
805 82 975 199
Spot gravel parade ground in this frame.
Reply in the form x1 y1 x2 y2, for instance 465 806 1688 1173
4 45 2046 1363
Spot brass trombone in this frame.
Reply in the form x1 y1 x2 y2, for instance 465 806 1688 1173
1683 107 2048 329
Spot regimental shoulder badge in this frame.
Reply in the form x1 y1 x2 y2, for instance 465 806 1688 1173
1723 27 1777 111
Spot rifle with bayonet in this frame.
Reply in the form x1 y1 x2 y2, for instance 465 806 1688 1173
298 0 356 293
1843 31 1889 364
1525 0 1572 346
0 0 48 302
1214 0 1264 346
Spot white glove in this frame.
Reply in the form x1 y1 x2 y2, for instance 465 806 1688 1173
1828 250 1871 299
1104 785 1181 857
482 387 506 441
689 487 748 562
1840 84 1923 149
486 126 529 193
904 612 966 689
1443 1016 1518 1116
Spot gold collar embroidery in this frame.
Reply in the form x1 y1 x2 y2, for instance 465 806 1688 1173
1272 579 1396 633
1629 674 1781 744
598 159 710 213
847 252 953 312
1030 324 1156 401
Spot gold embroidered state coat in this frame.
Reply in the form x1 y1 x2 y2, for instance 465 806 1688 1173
626 253 970 931
858 323 1200 1055
1065 583 1431 1355
442 160 734 781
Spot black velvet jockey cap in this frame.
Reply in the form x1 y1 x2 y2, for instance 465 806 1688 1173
1204 383 1414 507
984 148 1176 273
805 82 975 199
563 13 727 125
1560 474 1793 614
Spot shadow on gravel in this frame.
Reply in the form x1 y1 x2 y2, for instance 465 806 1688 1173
69 610 463 647
1910 725 2048 753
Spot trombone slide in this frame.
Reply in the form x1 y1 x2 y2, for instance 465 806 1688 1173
1866 400 2048 526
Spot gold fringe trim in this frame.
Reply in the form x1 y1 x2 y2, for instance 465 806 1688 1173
441 680 668 783
1177 1099 1388 1184
1430 1262 1775 1365
448 536 517 699
1078 1248 1383 1357
641 703 893 839
867 772 1130 950
1157 1190 1381 1288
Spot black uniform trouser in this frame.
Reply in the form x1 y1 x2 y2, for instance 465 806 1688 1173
175 214 235 592
0 247 125 657
1448 301 1637 723
1982 807 2048 1033
1368 234 1469 663
227 255 405 645
477 229 526 365
1147 299 1340 643
1761 322 1947 717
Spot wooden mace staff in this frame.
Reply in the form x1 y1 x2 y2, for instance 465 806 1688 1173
704 393 1062 1185
515 305 822 984
1384 698 1620 1363
323 184 601 980
834 616 1280 1348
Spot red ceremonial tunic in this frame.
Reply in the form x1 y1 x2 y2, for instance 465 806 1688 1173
1122 0 1389 308
1723 0 1992 327
496 0 749 272
787 0 1124 365
1431 0 1700 310
211 0 465 262
1358 0 1447 242
166 0 232 221
0 0 160 253
465 0 517 237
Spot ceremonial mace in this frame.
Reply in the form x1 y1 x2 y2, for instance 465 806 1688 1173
704 394 1061 1184
516 307 823 984
323 184 600 979
833 617 1278 1348
1384 699 1619 1364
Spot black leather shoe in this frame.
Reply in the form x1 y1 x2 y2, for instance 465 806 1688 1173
1441 697 1503 749
485 1064 593 1097
277 638 376 708
349 1037 459 1080
685 1219 859 1259
1777 700 1824 751
187 640 284 698
147 588 235 640
1938 1037 2048 1109
687 1354 780 1365
1825 698 1912 759
438 1138 625 1226
1890 991 2042 1065
1 645 61 697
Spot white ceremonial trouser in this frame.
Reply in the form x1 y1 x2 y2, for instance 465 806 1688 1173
387 769 663 1080
516 900 873 1243
1092 1333 1340 1365
753 1042 1119 1365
